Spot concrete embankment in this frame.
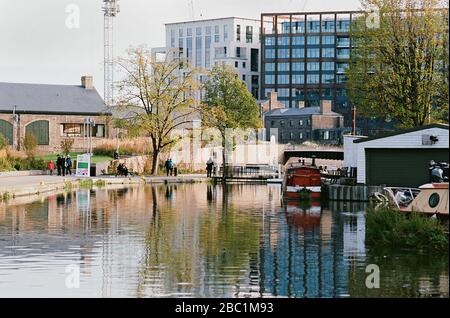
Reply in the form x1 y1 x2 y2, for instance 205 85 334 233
0 174 208 200
323 184 384 202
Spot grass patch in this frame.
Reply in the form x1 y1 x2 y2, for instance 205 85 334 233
94 179 106 188
366 207 449 252
78 179 94 189
38 152 113 164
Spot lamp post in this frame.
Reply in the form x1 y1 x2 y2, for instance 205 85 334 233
84 117 96 155
12 105 19 150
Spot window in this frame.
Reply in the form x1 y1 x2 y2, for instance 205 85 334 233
196 27 202 36
26 120 49 145
337 74 348 83
214 25 220 42
235 61 239 68
195 35 202 67
292 36 305 46
322 47 335 58
0 119 13 145
224 25 229 41
322 131 330 140
277 74 289 84
265 63 275 72
322 61 334 71
186 37 193 63
61 123 82 137
337 48 350 59
322 20 335 33
170 29 176 47
307 20 320 33
251 49 259 72
322 35 335 45
292 74 304 84
265 75 275 85
278 36 290 46
179 29 184 38
206 26 211 35
307 119 311 126
290 132 295 140
292 62 305 71
277 88 290 97
278 63 290 72
322 74 334 84
246 26 253 43
265 48 275 59
265 36 275 46
292 21 305 33
299 132 303 139
278 48 290 59
336 20 350 32
299 120 303 126
242 62 246 69
307 74 319 84
307 36 320 45
187 28 192 37
215 47 227 58
236 24 241 42
290 120 294 127
307 48 320 58
205 35 211 68
280 120 285 127
292 48 304 58
307 62 320 71
242 75 246 81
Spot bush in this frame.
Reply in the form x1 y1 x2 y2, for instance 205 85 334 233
93 138 152 157
22 133 38 158
366 207 449 251
0 156 13 172
0 133 9 151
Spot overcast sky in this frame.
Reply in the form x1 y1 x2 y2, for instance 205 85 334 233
0 0 360 98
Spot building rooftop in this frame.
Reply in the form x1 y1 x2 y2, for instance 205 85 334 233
0 82 109 115
264 107 341 117
165 16 260 26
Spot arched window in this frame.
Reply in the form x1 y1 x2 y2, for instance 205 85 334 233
26 120 49 145
0 119 13 145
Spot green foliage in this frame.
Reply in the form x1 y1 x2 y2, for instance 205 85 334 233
12 157 46 171
366 207 448 251
0 133 9 151
60 138 75 156
347 0 449 128
22 133 38 158
0 156 13 172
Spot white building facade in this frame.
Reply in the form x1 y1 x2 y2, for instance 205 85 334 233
164 17 261 99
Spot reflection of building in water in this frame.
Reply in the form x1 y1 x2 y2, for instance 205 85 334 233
260 204 349 297
342 211 366 259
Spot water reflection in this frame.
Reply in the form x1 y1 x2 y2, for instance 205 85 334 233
0 184 447 298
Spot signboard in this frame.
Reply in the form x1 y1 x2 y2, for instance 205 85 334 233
76 154 91 177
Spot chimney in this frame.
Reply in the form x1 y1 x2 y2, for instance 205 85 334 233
298 101 305 109
320 100 332 114
81 76 94 90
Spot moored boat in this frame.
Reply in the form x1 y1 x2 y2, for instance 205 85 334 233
283 160 322 200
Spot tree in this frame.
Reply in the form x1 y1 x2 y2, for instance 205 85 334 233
60 138 75 156
22 133 37 158
115 48 199 175
201 65 261 177
347 0 449 128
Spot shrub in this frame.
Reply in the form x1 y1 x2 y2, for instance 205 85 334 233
22 133 38 158
93 138 152 157
0 133 9 151
366 207 449 251
61 138 75 156
0 156 13 172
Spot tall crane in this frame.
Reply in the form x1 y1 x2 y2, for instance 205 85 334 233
102 0 120 107
188 0 203 21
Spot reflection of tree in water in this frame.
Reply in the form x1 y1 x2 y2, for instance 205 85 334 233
136 184 261 297
348 250 449 298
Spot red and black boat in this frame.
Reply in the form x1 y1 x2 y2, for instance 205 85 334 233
282 157 322 200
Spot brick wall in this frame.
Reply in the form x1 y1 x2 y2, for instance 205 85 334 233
0 113 114 153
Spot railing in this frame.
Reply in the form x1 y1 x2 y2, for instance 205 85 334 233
219 164 280 180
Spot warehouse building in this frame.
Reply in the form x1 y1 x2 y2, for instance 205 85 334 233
0 76 112 153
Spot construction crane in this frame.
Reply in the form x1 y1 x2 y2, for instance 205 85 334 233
188 0 203 21
102 0 120 107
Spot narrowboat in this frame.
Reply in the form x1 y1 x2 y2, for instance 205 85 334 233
283 159 322 200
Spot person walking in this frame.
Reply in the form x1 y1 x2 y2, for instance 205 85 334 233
56 155 62 176
168 158 174 176
65 155 72 176
206 158 213 178
165 159 170 177
47 160 55 176
61 155 66 176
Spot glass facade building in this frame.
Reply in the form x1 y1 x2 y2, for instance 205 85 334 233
261 11 361 126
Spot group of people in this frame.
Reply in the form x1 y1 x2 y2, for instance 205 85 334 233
47 155 73 176
164 158 176 176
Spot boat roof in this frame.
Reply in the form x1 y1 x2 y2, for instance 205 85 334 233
419 183 449 190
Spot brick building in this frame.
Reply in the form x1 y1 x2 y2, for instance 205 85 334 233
0 76 113 153
264 100 349 145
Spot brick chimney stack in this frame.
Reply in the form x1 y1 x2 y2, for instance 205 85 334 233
81 76 94 90
320 100 332 114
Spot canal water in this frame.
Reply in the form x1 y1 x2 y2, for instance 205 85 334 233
0 184 448 298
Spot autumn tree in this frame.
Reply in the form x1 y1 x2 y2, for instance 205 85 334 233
347 0 449 128
201 65 261 177
115 48 199 175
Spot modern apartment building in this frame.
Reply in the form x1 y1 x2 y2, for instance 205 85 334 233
260 11 360 127
165 17 261 99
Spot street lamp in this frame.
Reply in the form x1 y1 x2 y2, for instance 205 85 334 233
12 105 19 150
84 117 96 155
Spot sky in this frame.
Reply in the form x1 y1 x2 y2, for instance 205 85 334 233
0 0 360 98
